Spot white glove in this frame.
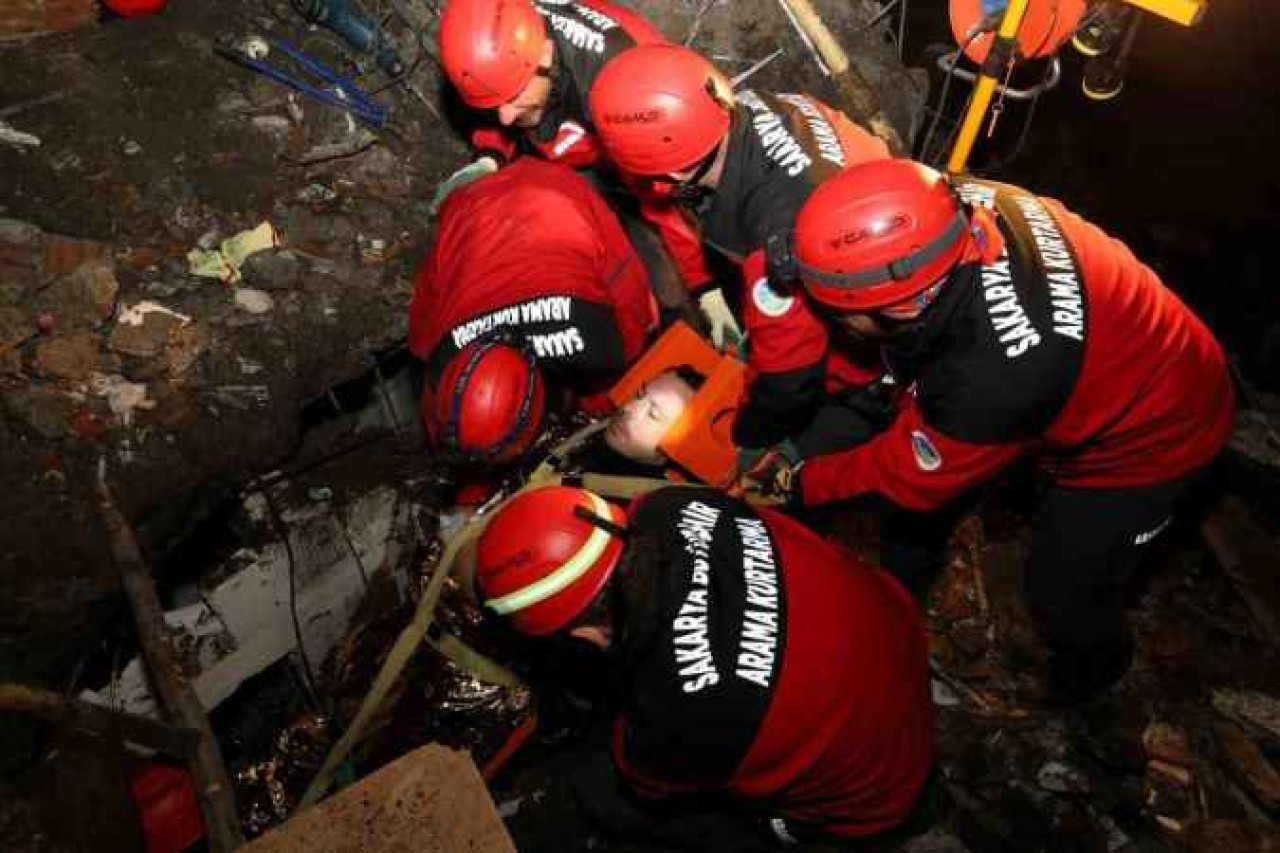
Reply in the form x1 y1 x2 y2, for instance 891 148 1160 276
697 287 744 352
430 156 499 216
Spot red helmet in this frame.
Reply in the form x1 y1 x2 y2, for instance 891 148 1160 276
793 159 971 312
589 44 733 176
476 486 628 636
438 0 548 109
427 336 546 463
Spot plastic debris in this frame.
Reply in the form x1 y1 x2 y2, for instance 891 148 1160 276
187 221 280 284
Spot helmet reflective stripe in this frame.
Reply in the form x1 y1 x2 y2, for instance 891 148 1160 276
484 492 615 615
797 211 968 291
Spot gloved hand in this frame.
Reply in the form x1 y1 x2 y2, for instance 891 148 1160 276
733 442 801 507
697 287 744 352
429 155 499 216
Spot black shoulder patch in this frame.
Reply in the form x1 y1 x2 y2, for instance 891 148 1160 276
623 487 785 784
918 181 1088 444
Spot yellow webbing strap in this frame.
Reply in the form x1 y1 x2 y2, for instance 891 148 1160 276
299 420 669 808
299 495 500 808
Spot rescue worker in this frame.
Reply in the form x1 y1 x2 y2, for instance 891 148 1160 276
588 44 895 461
435 0 711 304
409 157 657 463
743 158 1235 701
472 484 933 849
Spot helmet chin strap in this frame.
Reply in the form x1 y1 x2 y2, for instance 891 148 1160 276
573 504 629 540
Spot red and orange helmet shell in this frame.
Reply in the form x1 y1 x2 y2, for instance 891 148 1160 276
439 0 549 109
430 338 546 463
589 44 733 176
477 486 628 635
794 159 971 312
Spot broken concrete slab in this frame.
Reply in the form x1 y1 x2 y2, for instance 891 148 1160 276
85 484 414 718
240 744 516 853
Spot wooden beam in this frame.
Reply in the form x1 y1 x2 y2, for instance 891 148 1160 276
0 681 199 760
95 461 245 853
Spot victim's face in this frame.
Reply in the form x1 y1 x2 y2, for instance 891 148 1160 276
604 372 696 464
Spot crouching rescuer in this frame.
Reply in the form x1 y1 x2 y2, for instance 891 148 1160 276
471 484 934 849
742 159 1235 701
409 158 659 477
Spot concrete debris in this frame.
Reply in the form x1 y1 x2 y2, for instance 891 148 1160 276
121 139 141 156
34 332 107 381
0 120 40 148
91 372 154 426
38 259 119 330
1 386 75 439
241 250 301 290
1036 761 1090 794
234 288 275 314
109 300 191 358
83 485 412 716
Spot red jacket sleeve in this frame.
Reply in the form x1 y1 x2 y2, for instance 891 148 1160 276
469 126 518 162
633 179 713 292
798 395 1028 511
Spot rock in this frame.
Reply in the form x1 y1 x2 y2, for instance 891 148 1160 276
38 260 119 331
1183 820 1280 853
166 322 211 379
234 289 274 314
241 250 301 291
1036 761 1090 794
109 302 190 359
0 306 31 351
1215 723 1280 812
2 386 75 439
251 115 293 142
34 333 106 381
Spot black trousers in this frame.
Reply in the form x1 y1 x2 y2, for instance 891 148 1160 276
1025 475 1195 697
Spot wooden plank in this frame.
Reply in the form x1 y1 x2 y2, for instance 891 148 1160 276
244 744 518 853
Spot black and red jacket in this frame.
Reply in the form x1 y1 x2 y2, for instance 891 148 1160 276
408 158 656 411
613 486 933 839
799 179 1236 509
465 0 711 288
675 90 891 448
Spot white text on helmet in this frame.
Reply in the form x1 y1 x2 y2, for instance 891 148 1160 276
672 500 722 694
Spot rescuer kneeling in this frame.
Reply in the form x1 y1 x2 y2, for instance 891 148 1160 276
409 158 661 479
738 159 1236 702
471 484 933 849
